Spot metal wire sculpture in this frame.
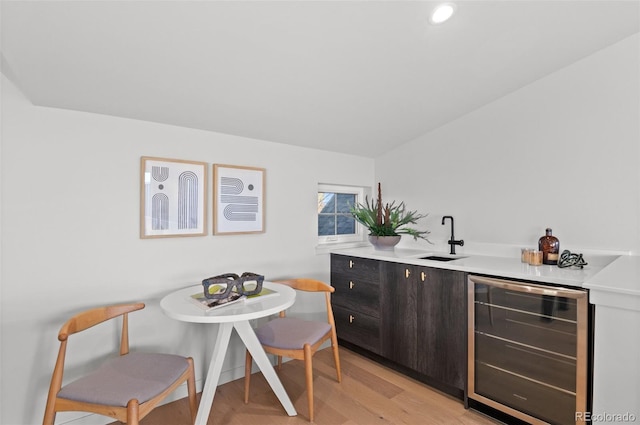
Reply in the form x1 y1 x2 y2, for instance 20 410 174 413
557 250 588 269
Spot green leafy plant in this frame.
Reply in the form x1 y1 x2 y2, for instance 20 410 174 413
350 183 430 241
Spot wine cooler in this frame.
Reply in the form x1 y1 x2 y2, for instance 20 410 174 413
468 275 589 425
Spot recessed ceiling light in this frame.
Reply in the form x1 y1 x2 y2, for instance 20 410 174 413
430 3 457 24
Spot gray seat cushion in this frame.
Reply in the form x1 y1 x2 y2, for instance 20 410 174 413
255 317 331 350
57 352 189 406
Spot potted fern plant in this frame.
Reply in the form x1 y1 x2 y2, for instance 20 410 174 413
350 183 430 250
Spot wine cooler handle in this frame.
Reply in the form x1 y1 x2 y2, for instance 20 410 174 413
469 275 587 299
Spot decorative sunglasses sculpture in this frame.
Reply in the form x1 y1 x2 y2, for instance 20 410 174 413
202 272 264 300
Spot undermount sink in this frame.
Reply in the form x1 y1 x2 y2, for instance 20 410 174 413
419 255 466 262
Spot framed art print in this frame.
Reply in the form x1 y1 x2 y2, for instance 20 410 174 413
140 156 208 238
213 164 265 234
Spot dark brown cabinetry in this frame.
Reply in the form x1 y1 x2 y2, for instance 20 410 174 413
330 254 381 354
381 262 467 391
380 262 418 368
330 254 467 395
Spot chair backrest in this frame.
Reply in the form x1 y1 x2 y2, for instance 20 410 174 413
274 278 334 294
58 303 145 354
273 279 335 323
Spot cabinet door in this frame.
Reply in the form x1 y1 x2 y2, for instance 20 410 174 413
333 305 381 354
331 254 380 282
416 267 467 390
332 277 380 317
381 262 419 370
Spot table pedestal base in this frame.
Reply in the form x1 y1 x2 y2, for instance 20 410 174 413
194 321 297 425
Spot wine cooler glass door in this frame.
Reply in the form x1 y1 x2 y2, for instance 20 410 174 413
468 275 588 425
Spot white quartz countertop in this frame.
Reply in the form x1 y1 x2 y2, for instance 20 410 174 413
332 246 622 288
583 255 640 311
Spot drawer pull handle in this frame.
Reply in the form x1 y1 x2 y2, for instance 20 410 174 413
349 281 354 289
349 260 354 268
421 271 427 282
349 315 355 323
512 393 528 401
405 268 411 278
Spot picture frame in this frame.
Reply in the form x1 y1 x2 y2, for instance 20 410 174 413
140 156 208 238
213 164 265 235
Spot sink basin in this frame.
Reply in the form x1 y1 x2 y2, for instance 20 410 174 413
419 255 466 262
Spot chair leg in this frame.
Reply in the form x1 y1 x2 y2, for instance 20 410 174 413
330 331 342 383
304 344 314 422
244 350 252 404
127 399 140 425
277 355 282 370
186 358 198 425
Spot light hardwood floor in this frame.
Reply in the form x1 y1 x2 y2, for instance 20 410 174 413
111 347 501 425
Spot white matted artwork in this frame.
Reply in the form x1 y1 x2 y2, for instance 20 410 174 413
213 164 265 234
140 156 208 238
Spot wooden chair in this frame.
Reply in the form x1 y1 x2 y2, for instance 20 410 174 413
244 278 342 422
43 303 197 425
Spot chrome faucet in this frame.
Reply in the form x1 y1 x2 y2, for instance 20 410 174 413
442 216 464 255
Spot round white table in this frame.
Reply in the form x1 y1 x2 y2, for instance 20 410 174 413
160 281 297 425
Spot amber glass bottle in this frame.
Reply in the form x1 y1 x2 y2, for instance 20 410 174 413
539 228 560 265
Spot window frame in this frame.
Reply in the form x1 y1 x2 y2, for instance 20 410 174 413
317 183 366 247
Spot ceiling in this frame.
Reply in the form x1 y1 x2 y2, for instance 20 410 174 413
2 1 639 157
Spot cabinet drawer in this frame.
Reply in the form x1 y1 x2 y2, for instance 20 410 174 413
331 254 380 281
331 276 380 318
334 305 381 355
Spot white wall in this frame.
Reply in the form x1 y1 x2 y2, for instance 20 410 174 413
377 33 640 257
0 74 374 425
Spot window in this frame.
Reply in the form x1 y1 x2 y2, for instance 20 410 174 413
317 184 365 246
